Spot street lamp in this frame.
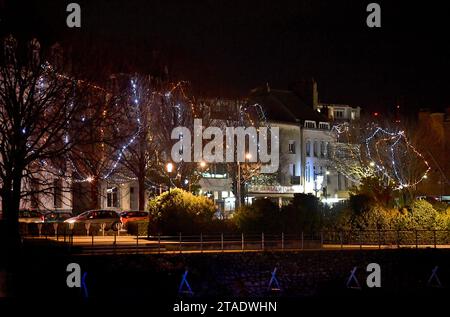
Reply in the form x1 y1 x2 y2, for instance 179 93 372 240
166 162 174 193
237 153 251 209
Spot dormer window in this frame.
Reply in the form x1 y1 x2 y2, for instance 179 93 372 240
319 122 330 130
304 120 316 129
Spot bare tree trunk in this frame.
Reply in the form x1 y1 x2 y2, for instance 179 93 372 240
138 175 145 212
90 178 100 209
0 173 23 298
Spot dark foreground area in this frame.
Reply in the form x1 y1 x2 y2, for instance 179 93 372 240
2 242 450 314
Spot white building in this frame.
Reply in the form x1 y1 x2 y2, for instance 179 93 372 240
245 86 352 206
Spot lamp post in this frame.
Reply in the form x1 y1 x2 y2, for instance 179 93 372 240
237 153 252 209
195 161 207 193
166 162 174 193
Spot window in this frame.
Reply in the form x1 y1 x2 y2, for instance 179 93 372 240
306 141 311 157
202 163 227 179
53 179 62 208
130 187 137 210
319 122 330 130
313 141 318 157
107 186 119 208
288 141 295 154
306 164 310 182
334 110 344 119
351 111 356 120
320 141 326 157
304 120 316 129
289 163 296 176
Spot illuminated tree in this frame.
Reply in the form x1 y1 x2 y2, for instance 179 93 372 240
331 120 430 205
0 37 112 250
108 73 209 210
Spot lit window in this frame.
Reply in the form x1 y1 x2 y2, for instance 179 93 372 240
288 141 295 154
334 110 344 119
304 120 316 129
107 187 119 208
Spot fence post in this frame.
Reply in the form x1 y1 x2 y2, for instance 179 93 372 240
262 232 265 251
200 233 203 253
301 232 304 250
136 233 139 254
340 231 343 250
281 232 284 251
415 230 418 249
55 223 59 240
359 231 362 250
241 233 244 252
378 230 381 249
221 233 224 252
179 232 182 254
91 233 94 256
158 233 161 254
396 230 400 248
434 230 437 249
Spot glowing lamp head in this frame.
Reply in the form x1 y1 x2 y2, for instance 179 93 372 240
245 153 252 160
166 162 174 173
369 162 375 167
199 161 206 168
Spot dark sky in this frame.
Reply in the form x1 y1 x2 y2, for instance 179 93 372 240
1 0 450 113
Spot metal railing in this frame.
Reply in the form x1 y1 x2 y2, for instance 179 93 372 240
21 223 450 254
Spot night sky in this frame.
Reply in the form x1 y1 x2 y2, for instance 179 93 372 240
1 0 450 113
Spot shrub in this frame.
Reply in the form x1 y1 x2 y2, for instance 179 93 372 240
281 193 323 233
127 221 149 236
148 188 216 235
409 200 440 230
233 198 281 233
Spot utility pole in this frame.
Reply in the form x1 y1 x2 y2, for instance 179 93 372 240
236 161 241 209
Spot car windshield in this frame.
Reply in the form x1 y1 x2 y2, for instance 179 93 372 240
77 211 91 219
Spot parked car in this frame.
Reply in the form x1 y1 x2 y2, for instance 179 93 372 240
18 209 45 223
64 209 122 230
119 211 149 227
43 211 73 223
